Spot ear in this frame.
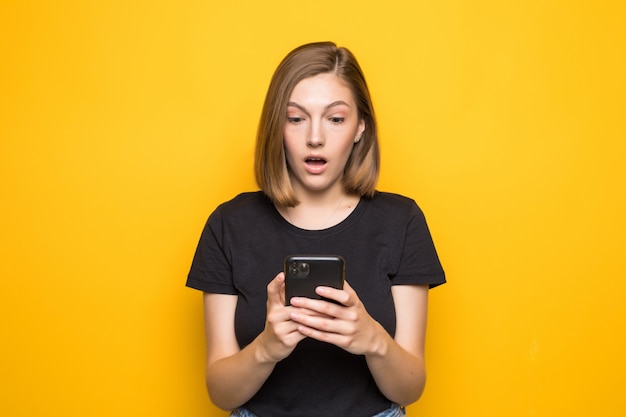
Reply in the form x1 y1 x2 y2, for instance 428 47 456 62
358 119 365 137
355 119 365 142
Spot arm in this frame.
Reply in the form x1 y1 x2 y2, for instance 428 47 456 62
203 273 307 410
366 284 428 405
289 283 429 406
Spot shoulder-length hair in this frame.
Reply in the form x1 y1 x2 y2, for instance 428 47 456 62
254 41 380 207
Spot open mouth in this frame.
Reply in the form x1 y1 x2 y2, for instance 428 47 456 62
303 156 327 174
305 157 327 166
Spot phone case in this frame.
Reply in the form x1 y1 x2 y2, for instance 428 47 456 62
284 255 345 305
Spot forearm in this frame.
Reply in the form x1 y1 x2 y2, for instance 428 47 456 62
366 327 426 406
202 274 301 410
206 336 277 411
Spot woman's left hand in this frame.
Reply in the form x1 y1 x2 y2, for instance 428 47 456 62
288 280 387 356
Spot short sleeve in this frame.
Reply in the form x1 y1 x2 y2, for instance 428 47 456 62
186 206 237 294
392 202 446 288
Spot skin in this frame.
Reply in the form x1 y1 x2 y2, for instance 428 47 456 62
202 73 430 411
281 72 365 229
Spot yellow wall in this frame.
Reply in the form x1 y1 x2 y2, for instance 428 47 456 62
1 1 625 416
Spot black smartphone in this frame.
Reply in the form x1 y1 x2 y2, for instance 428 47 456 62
284 255 345 306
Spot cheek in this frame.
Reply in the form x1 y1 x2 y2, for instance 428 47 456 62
282 137 298 167
339 135 357 155
283 128 300 150
334 141 356 168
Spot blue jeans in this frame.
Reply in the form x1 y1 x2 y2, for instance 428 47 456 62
231 403 406 417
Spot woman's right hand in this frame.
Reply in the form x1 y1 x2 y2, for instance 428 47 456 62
255 272 307 363
203 272 307 410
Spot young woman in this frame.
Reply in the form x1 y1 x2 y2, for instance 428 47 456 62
187 42 445 417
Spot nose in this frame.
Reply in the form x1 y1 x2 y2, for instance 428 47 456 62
307 121 324 147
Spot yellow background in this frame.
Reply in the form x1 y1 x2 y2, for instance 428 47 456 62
1 1 625 416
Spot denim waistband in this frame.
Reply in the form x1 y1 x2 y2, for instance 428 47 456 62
373 403 406 417
231 403 406 417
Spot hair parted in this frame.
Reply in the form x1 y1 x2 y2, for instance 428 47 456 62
254 41 380 207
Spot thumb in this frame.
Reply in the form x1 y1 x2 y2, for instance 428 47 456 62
266 272 286 304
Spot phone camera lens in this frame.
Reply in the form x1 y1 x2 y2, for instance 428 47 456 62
288 261 310 276
298 262 310 274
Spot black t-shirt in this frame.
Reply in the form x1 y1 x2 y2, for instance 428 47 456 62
187 191 445 417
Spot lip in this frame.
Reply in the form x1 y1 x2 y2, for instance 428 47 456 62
303 155 327 174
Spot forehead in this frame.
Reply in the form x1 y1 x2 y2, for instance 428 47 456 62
289 73 355 105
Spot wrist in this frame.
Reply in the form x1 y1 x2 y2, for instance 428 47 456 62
367 322 391 358
253 332 279 365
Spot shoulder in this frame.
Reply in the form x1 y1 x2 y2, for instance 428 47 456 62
368 191 423 216
360 192 429 231
371 191 417 206
207 191 274 226
215 191 269 212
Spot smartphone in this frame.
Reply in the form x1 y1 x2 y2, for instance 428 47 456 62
284 255 345 306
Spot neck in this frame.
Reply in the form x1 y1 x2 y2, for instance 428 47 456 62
280 190 360 230
289 179 347 206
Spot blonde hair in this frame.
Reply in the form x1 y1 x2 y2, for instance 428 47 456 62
254 42 380 207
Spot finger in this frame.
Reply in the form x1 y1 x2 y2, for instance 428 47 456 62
339 280 359 305
290 310 336 332
296 322 350 347
291 297 356 322
296 322 333 338
266 272 286 305
315 285 352 306
289 306 334 323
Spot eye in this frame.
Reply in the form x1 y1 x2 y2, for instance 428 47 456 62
287 116 305 124
329 117 345 125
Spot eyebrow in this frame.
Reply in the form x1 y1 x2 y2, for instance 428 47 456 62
287 100 351 115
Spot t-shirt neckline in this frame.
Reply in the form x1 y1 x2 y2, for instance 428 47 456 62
265 193 369 237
